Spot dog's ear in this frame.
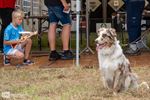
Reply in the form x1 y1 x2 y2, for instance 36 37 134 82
109 28 117 37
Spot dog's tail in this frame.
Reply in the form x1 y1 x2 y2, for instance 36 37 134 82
130 73 149 90
138 81 149 89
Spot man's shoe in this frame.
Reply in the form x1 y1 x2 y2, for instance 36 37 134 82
61 50 74 60
49 51 61 61
124 47 141 55
3 55 11 66
124 43 141 56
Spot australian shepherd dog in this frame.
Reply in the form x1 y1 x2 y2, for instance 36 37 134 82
95 28 149 94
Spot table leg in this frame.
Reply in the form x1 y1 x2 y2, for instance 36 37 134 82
38 18 42 51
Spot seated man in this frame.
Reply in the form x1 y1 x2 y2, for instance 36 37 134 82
3 9 34 66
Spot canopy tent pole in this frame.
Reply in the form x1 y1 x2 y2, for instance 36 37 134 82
76 0 81 66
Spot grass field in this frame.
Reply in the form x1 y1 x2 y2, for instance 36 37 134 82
0 67 150 100
1 31 150 100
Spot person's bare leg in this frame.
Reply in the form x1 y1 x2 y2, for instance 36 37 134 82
61 24 71 51
48 23 57 51
14 51 24 59
7 51 24 59
4 51 24 66
23 38 32 59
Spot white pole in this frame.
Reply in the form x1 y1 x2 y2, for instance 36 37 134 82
76 0 81 66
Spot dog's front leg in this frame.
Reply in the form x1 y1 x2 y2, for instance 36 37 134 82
124 75 132 91
113 69 121 93
102 76 109 89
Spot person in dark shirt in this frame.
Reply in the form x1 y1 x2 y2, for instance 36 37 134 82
124 0 145 55
44 0 74 61
0 0 16 53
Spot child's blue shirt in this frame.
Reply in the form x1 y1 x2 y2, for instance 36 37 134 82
3 23 24 54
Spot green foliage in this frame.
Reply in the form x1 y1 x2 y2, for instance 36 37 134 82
31 31 150 51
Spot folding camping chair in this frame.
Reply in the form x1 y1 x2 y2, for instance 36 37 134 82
135 10 150 50
134 28 150 50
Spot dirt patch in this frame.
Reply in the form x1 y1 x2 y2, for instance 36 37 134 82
0 51 150 68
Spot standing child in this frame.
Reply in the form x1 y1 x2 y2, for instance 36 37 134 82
44 0 74 61
3 9 34 66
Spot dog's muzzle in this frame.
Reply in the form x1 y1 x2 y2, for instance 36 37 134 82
96 43 107 51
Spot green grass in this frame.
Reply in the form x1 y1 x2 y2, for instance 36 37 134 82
31 32 98 52
31 30 150 53
31 31 130 51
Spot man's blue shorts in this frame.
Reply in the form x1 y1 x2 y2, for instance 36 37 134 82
48 6 71 25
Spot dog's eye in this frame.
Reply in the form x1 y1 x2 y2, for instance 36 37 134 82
97 31 100 36
102 34 107 38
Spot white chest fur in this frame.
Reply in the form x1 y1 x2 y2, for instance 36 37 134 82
97 41 129 78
